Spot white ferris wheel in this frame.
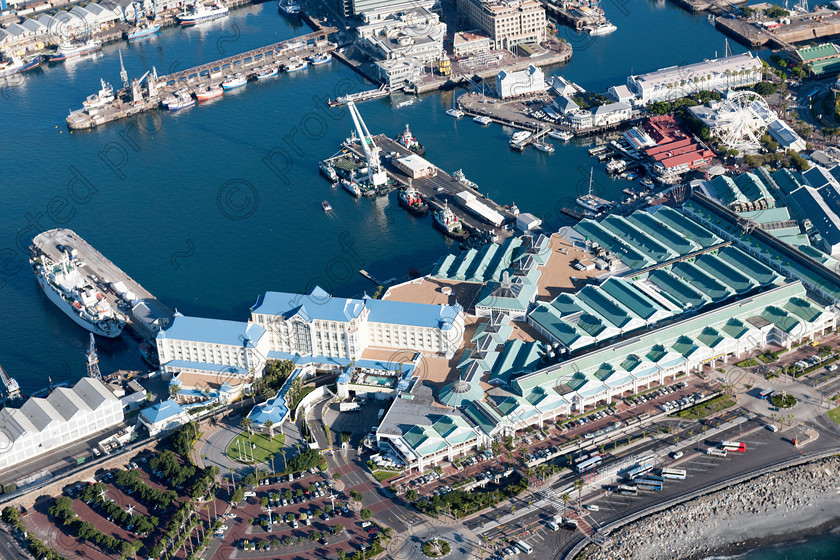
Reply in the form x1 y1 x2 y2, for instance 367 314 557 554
715 91 773 151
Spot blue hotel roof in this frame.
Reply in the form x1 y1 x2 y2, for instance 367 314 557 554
252 286 462 330
157 313 265 347
141 399 185 424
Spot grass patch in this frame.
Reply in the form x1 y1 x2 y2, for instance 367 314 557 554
771 393 797 408
735 358 759 367
827 406 840 425
676 395 736 419
372 470 401 482
226 432 286 464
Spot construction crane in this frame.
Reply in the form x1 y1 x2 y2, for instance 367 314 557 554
346 100 388 187
86 333 102 380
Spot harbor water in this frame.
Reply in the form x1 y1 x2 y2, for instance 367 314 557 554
2 1 738 389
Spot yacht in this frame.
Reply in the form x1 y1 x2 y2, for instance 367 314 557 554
586 22 617 36
473 115 492 125
549 130 573 141
606 159 627 174
510 130 532 143
534 142 555 154
322 200 332 212
278 0 301 17
577 168 612 214
446 108 464 118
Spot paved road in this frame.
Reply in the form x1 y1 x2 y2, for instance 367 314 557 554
0 527 30 560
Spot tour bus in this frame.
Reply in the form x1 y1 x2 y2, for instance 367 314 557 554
660 468 687 480
576 453 602 473
625 460 654 480
616 484 638 496
759 388 776 400
515 540 534 555
721 441 746 453
644 473 665 482
707 447 727 457
635 478 663 491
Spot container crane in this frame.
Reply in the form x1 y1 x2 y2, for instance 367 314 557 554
346 100 388 187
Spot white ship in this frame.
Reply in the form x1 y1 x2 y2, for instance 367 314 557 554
510 130 532 143
577 168 612 214
82 78 115 111
341 179 362 197
534 141 555 153
31 252 126 338
446 108 464 118
549 130 573 141
453 169 478 189
177 1 229 25
473 115 492 125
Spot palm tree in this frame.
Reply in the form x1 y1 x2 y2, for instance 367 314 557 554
574 478 584 510
264 420 274 441
561 492 571 517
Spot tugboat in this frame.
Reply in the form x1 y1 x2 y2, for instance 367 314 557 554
195 84 223 101
398 184 429 216
319 162 338 182
433 204 469 241
395 124 425 156
341 179 362 197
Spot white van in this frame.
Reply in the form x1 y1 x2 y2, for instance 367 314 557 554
546 520 559 531
243 491 256 498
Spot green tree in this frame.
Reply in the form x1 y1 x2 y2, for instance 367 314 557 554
360 509 372 520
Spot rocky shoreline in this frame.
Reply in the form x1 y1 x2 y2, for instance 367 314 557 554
581 456 840 560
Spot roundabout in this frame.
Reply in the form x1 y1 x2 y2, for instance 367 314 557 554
423 537 451 558
771 393 797 409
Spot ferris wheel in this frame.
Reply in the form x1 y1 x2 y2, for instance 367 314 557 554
715 91 773 151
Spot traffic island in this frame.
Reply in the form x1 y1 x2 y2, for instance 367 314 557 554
423 538 452 558
771 394 797 409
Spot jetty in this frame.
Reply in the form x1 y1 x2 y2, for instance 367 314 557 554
66 26 336 130
31 229 172 342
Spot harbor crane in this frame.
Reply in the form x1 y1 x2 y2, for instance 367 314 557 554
86 333 102 380
346 100 388 187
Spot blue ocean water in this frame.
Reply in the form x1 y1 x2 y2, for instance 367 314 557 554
0 2 733 387
709 532 840 560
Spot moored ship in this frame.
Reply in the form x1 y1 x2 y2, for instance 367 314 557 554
398 185 429 216
256 65 278 80
30 250 126 338
395 124 425 155
177 1 229 25
0 54 41 78
195 84 223 101
285 58 308 72
278 0 301 17
586 22 617 36
577 168 612 215
433 204 469 241
221 74 247 89
320 161 338 182
309 52 332 65
49 39 102 62
341 179 362 197
126 23 161 40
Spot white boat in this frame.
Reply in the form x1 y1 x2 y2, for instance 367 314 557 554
453 169 478 190
577 168 612 214
549 130 573 141
83 78 115 111
433 204 469 241
31 252 126 338
309 52 332 66
278 0 301 16
606 159 627 173
195 84 223 101
446 108 464 118
510 130 532 143
0 53 41 78
322 200 332 212
221 74 247 90
341 179 362 197
49 39 102 62
256 66 278 80
586 22 617 36
285 58 309 72
167 90 196 111
177 1 229 25
319 162 338 182
473 115 492 125
534 142 555 154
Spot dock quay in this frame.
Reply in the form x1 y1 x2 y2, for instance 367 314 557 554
332 134 517 240
66 26 336 130
667 0 746 13
540 0 608 30
30 229 173 342
327 84 393 107
715 10 840 48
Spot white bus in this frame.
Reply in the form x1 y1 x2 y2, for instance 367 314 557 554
707 447 727 457
721 441 746 453
616 484 638 496
660 468 687 480
515 540 534 555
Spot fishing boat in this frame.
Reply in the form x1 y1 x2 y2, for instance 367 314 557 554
195 84 223 101
446 108 464 118
548 129 573 141
395 124 425 156
473 115 492 125
126 23 161 40
49 38 102 62
309 52 332 65
319 162 338 182
221 74 247 90
398 185 429 216
256 66 279 80
177 1 229 25
278 0 301 17
322 200 333 212
82 78 115 111
167 90 196 111
534 142 555 154
433 204 469 241
285 58 308 72
341 179 362 197
0 53 41 78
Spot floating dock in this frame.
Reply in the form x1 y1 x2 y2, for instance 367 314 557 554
31 229 172 342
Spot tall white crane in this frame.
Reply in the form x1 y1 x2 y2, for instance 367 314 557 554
346 101 388 187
